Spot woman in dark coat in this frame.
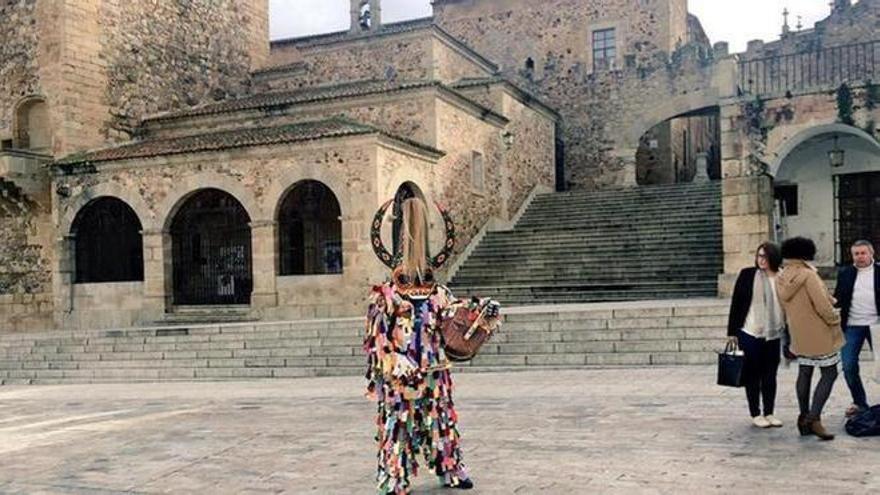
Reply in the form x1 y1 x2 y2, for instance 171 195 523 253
727 242 786 428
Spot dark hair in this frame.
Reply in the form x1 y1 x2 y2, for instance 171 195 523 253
781 237 817 261
755 242 782 271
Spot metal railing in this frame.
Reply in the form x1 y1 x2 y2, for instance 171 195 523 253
739 39 880 96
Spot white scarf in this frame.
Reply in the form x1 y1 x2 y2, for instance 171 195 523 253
750 270 783 339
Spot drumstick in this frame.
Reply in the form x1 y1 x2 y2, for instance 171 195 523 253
464 306 488 341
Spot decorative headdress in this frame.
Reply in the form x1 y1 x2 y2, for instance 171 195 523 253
371 198 455 299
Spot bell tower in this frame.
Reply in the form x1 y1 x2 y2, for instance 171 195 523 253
350 0 383 32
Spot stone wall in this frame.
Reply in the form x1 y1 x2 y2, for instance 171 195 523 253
268 33 432 90
497 91 556 217
433 98 505 256
0 0 41 144
145 89 436 146
433 0 718 188
0 0 268 156
99 0 268 137
0 200 52 332
50 135 443 327
430 36 496 83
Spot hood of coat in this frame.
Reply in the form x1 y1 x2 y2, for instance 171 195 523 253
777 259 816 302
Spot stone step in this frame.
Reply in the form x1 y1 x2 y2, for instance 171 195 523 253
478 227 722 243
0 299 749 384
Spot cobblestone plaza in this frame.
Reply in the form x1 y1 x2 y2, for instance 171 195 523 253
0 367 877 494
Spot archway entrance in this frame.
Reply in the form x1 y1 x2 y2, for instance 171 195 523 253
277 180 343 275
774 128 880 265
71 197 144 283
635 108 721 185
170 189 253 305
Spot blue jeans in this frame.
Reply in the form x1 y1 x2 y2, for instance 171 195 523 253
841 325 873 410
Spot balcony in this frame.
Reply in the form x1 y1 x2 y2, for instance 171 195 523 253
738 39 880 96
0 148 51 206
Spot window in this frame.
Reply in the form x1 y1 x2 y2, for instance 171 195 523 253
278 180 343 275
471 151 485 191
72 197 144 283
592 28 617 71
774 185 798 216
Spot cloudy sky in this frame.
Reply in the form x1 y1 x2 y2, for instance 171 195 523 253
269 0 840 52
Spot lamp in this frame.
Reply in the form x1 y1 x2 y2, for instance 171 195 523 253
828 135 845 168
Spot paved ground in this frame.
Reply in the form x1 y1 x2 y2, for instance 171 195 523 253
0 366 878 494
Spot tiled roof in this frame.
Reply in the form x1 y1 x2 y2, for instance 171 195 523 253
451 77 560 120
56 118 442 167
145 79 437 123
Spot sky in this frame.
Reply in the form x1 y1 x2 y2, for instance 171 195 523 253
269 0 842 53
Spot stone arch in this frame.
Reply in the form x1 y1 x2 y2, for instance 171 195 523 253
168 188 254 305
157 173 263 232
768 123 880 177
631 102 722 185
59 183 152 235
625 92 722 151
70 197 144 283
13 95 51 152
267 168 351 221
276 180 344 275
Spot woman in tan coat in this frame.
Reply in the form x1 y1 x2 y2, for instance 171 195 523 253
777 237 845 441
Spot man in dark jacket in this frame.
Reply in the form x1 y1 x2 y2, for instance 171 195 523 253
833 240 880 417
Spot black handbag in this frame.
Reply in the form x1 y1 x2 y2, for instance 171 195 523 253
717 341 745 388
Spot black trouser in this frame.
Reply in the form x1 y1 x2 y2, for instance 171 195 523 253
738 331 781 417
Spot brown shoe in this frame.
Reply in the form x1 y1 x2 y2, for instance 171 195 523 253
797 414 810 436
807 416 835 441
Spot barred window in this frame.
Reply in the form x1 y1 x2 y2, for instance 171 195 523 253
72 197 144 283
278 180 343 275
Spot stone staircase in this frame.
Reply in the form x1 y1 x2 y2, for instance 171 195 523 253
449 182 723 305
0 300 735 385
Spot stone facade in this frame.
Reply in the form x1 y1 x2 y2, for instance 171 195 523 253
266 22 496 90
432 0 720 189
7 0 880 331
0 2 557 330
0 0 41 142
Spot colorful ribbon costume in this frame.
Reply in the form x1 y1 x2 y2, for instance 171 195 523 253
364 199 499 494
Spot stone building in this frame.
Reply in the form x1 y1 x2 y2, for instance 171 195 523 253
3 0 880 332
0 0 556 330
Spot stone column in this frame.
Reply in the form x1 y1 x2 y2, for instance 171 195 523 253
717 102 774 296
141 229 169 319
52 234 75 327
250 221 278 309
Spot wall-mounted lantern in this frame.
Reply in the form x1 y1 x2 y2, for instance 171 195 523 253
828 135 845 168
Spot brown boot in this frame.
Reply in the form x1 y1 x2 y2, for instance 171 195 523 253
797 414 810 436
807 416 835 441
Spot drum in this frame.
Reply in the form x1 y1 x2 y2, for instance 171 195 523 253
439 305 495 362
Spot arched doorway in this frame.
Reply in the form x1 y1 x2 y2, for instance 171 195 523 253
635 108 721 185
277 180 343 275
71 197 144 283
170 189 253 305
774 127 880 265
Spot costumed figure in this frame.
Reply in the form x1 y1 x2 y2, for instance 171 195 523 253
364 197 501 494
